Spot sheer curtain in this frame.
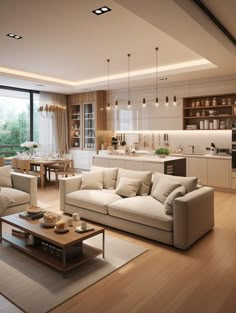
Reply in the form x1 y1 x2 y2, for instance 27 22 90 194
39 92 68 155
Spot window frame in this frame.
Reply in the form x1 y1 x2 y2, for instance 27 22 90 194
0 85 40 155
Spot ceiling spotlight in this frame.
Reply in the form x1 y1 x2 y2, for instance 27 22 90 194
160 77 167 81
92 6 111 15
7 33 22 39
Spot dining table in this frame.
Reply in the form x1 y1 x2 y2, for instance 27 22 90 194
29 158 73 188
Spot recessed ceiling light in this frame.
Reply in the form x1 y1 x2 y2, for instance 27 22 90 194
160 77 168 80
92 6 111 15
6 33 22 40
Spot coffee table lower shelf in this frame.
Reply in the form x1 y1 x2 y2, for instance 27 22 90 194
2 233 103 272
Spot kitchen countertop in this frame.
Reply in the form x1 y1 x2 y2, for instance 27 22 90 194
97 151 231 161
170 153 231 160
94 154 185 163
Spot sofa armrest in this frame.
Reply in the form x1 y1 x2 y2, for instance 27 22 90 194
59 175 82 211
173 186 214 250
11 172 37 206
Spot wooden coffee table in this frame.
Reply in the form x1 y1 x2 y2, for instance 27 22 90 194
0 213 105 274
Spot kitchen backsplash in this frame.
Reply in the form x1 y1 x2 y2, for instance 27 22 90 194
114 130 231 154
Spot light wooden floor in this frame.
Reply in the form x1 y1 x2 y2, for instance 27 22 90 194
1 186 236 313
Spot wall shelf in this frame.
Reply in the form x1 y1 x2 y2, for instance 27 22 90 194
183 93 236 130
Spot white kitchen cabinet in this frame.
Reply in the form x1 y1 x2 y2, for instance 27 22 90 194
232 178 236 189
207 159 231 188
124 160 143 171
70 150 96 170
141 162 164 173
108 159 125 169
187 157 208 185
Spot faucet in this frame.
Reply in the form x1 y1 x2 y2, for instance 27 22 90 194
188 145 195 154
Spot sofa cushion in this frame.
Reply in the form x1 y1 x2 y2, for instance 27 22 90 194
108 196 173 231
1 187 30 207
0 190 15 215
151 173 198 195
116 177 141 197
91 166 118 189
117 168 152 196
152 177 181 204
0 165 12 188
164 186 186 215
66 189 122 214
80 171 103 190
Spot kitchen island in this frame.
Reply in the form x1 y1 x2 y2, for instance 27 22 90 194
93 154 186 176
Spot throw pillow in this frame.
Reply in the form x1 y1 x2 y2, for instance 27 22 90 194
0 165 12 188
80 171 103 190
151 172 198 195
91 166 118 189
116 177 141 197
116 168 152 196
152 177 181 204
164 185 186 215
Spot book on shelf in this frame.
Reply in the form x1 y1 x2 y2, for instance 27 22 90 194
19 211 44 220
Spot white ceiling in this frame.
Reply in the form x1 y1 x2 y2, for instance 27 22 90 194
0 0 235 94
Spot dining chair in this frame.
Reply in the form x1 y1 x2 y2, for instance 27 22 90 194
46 154 73 182
55 159 75 187
11 157 19 171
0 157 4 167
17 159 41 183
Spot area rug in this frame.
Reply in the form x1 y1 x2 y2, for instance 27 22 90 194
0 233 147 313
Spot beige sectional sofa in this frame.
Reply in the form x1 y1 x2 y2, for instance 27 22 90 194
60 166 214 250
0 165 37 216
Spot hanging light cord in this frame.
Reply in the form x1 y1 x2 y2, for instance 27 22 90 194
155 47 158 101
128 53 131 107
107 59 110 108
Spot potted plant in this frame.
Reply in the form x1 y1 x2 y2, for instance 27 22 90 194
154 147 170 158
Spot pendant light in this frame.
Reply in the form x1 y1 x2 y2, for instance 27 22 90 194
155 47 159 107
127 53 131 109
142 98 146 108
165 96 169 107
173 95 177 106
106 59 111 110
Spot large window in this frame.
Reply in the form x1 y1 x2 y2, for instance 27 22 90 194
0 87 39 156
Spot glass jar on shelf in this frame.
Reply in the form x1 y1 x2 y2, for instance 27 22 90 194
233 101 236 115
205 98 210 106
201 109 206 117
212 97 217 106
